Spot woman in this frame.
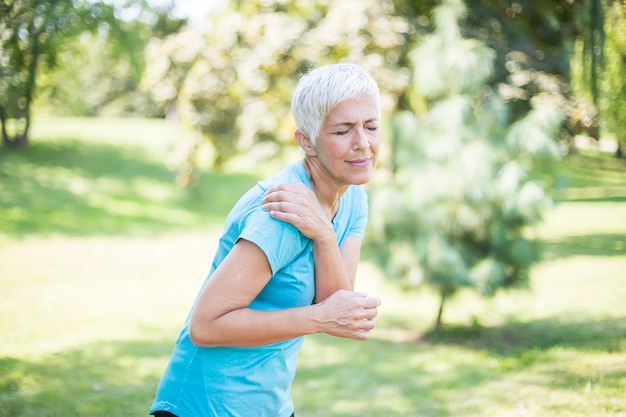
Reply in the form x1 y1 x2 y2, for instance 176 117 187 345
150 63 382 417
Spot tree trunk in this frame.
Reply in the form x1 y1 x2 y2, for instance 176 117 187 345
1 34 38 148
0 113 30 148
0 108 27 148
16 29 40 149
434 292 447 332
0 106 8 146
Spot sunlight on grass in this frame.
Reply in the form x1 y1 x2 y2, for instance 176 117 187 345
31 116 181 151
559 152 626 200
0 118 260 238
540 201 626 238
0 233 212 358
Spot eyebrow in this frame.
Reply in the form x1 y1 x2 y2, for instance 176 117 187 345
333 118 379 128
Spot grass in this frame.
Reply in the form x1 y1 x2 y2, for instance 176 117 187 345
1 118 625 417
0 117 261 238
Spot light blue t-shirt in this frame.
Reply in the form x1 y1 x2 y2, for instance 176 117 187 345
150 161 368 417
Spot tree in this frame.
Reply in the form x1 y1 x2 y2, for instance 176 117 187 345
142 0 607 178
0 0 86 147
35 0 186 118
601 1 626 157
0 0 185 146
367 0 564 331
456 0 605 153
142 0 411 171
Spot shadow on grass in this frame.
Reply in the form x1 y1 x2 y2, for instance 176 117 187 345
564 196 626 203
558 152 626 202
414 315 626 356
0 338 172 417
294 314 625 416
294 336 452 417
541 233 626 259
0 139 258 237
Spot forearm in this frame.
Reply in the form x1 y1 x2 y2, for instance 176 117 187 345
189 304 322 347
312 235 353 303
189 289 379 347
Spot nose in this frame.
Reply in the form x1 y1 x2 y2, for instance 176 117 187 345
354 127 370 150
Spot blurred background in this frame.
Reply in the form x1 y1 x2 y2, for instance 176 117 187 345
1 0 625 416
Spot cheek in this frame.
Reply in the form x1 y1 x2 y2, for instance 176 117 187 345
369 135 382 153
325 141 351 158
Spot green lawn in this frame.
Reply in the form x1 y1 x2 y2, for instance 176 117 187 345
1 118 624 417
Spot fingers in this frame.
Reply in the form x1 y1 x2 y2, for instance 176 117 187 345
319 290 382 341
263 183 310 203
340 290 382 309
365 296 382 309
348 316 377 340
361 306 379 320
337 290 381 315
262 184 319 218
262 183 312 217
265 182 309 194
262 183 334 241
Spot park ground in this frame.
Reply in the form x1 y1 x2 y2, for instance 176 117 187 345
0 117 625 417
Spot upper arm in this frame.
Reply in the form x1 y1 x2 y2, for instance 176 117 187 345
339 235 363 289
189 239 272 326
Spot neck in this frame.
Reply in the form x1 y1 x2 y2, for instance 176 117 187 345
302 158 347 219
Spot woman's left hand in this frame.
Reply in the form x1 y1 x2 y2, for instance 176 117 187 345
262 182 334 242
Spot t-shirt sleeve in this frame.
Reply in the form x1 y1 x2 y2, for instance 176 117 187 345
239 205 310 276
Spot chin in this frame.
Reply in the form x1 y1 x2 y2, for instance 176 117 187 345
350 173 373 185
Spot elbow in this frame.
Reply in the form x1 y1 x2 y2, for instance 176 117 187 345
188 318 219 347
187 321 204 346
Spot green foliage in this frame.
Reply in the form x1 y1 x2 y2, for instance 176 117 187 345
35 1 185 118
601 1 626 155
368 0 564 329
461 0 605 151
0 0 185 146
139 0 609 173
577 0 605 105
36 30 160 118
0 0 85 145
142 0 412 169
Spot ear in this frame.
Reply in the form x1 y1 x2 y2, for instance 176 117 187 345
295 130 317 156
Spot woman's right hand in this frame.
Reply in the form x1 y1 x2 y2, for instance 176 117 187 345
314 289 381 340
262 182 335 243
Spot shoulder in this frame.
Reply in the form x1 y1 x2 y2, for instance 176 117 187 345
258 161 309 191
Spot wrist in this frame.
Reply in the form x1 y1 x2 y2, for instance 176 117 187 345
308 303 326 334
312 227 337 246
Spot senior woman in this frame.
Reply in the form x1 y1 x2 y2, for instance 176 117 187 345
150 62 382 417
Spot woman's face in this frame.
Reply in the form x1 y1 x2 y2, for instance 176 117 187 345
313 95 381 187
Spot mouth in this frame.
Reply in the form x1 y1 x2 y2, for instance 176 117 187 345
347 158 372 167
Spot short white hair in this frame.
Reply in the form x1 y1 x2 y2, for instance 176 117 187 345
291 63 381 146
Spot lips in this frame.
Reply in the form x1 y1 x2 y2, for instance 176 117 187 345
347 158 371 167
